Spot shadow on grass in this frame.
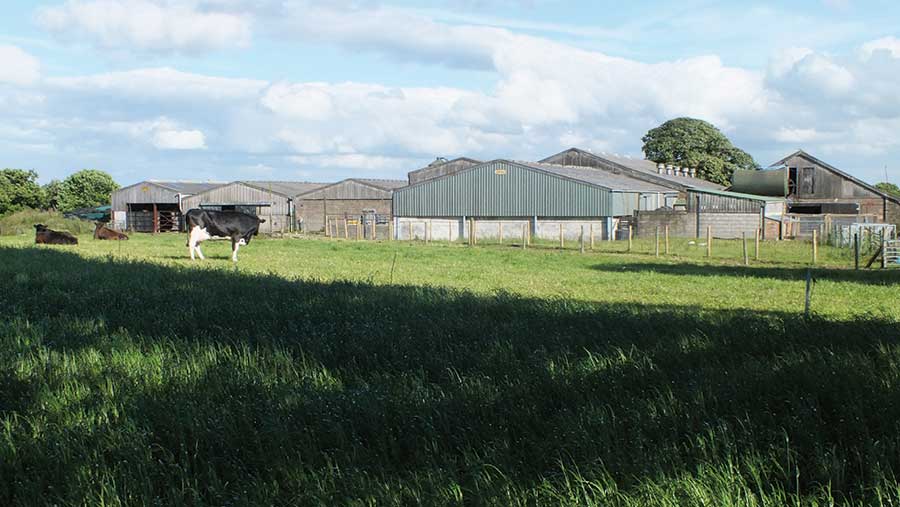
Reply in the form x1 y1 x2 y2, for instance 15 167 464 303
2 246 900 504
592 260 900 285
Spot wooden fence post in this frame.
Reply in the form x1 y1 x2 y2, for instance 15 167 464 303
706 226 712 258
357 222 361 241
755 228 760 261
408 221 413 241
655 226 660 257
742 232 749 266
580 226 585 254
499 222 503 244
559 223 564 249
628 225 633 252
473 218 477 245
664 225 670 255
589 223 595 250
426 221 431 244
522 224 527 250
371 220 376 240
812 229 818 265
389 220 394 241
854 233 860 270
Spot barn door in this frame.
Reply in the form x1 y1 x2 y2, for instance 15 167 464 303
800 167 816 196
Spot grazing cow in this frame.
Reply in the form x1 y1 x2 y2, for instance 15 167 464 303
185 209 265 262
34 224 78 245
93 222 129 241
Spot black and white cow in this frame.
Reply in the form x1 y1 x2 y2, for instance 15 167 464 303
185 209 265 262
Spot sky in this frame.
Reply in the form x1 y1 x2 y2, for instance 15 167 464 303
1 0 900 186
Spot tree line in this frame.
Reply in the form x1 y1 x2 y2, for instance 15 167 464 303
0 169 118 217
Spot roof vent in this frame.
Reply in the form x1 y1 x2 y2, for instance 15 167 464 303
657 163 665 175
666 164 675 175
689 168 696 178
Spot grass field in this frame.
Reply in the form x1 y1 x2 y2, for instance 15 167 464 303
1 231 899 505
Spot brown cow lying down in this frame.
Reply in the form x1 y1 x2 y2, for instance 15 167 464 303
94 222 129 240
34 224 78 245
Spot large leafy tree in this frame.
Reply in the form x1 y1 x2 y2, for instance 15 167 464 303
875 182 900 198
43 179 63 210
0 169 45 216
642 118 758 185
57 170 119 212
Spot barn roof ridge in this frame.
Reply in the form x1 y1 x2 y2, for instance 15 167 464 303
408 156 482 175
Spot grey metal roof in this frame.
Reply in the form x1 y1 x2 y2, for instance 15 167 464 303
241 181 330 198
539 148 724 191
145 180 225 194
353 178 408 191
516 161 677 193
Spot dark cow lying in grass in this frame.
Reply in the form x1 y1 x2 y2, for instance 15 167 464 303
93 222 129 241
34 224 78 245
185 209 265 262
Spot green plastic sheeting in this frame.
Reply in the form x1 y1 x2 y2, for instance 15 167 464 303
731 168 788 197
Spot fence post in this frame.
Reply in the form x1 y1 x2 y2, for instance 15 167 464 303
357 222 361 241
755 228 760 261
628 225 633 252
804 268 812 318
590 223 595 250
522 224 527 250
742 232 749 266
812 229 818 265
706 226 712 258
389 220 394 241
580 226 585 254
325 218 331 237
664 225 669 255
408 221 413 241
426 221 431 244
473 218 477 246
883 237 887 269
559 223 564 249
371 220 377 240
655 226 660 257
344 219 349 239
499 222 503 244
854 233 860 270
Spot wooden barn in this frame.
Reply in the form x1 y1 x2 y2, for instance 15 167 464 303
407 157 482 185
296 178 408 232
111 180 223 233
774 150 900 225
180 181 327 234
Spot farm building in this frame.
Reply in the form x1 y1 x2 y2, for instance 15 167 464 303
180 181 327 234
392 159 677 241
539 148 784 239
111 180 224 233
540 148 724 193
296 178 408 233
407 157 482 185
774 151 899 226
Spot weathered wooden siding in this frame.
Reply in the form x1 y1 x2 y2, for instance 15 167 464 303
111 182 181 212
181 182 293 233
297 198 393 232
394 161 621 217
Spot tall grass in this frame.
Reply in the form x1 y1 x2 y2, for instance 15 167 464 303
0 208 94 236
1 239 899 505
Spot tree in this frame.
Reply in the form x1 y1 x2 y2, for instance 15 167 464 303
0 169 45 216
875 182 900 198
641 117 758 185
43 179 63 210
57 170 119 212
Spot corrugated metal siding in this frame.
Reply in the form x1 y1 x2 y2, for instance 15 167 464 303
394 161 621 217
687 191 763 213
111 182 181 212
181 182 292 215
299 180 394 200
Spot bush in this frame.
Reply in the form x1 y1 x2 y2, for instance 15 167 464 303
0 208 94 236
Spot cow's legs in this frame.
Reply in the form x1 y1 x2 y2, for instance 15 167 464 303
188 226 206 260
231 238 240 262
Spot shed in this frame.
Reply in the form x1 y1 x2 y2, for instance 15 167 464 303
111 180 224 233
180 181 328 234
407 157 482 185
392 159 676 241
772 150 900 225
296 178 408 232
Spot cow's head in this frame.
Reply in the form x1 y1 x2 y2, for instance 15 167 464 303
34 224 47 232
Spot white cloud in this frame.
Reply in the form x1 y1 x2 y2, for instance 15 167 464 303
861 36 900 59
153 128 205 150
0 45 41 85
37 0 252 53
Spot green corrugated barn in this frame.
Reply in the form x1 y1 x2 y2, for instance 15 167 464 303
392 160 677 241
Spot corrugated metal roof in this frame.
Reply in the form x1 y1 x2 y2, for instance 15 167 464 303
242 181 330 198
516 161 676 193
353 178 408 191
146 180 225 194
581 152 725 190
689 187 786 202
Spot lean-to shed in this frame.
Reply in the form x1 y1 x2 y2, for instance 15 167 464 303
296 178 408 232
111 180 224 233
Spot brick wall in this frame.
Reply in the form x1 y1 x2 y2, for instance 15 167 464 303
886 200 900 227
636 210 762 239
